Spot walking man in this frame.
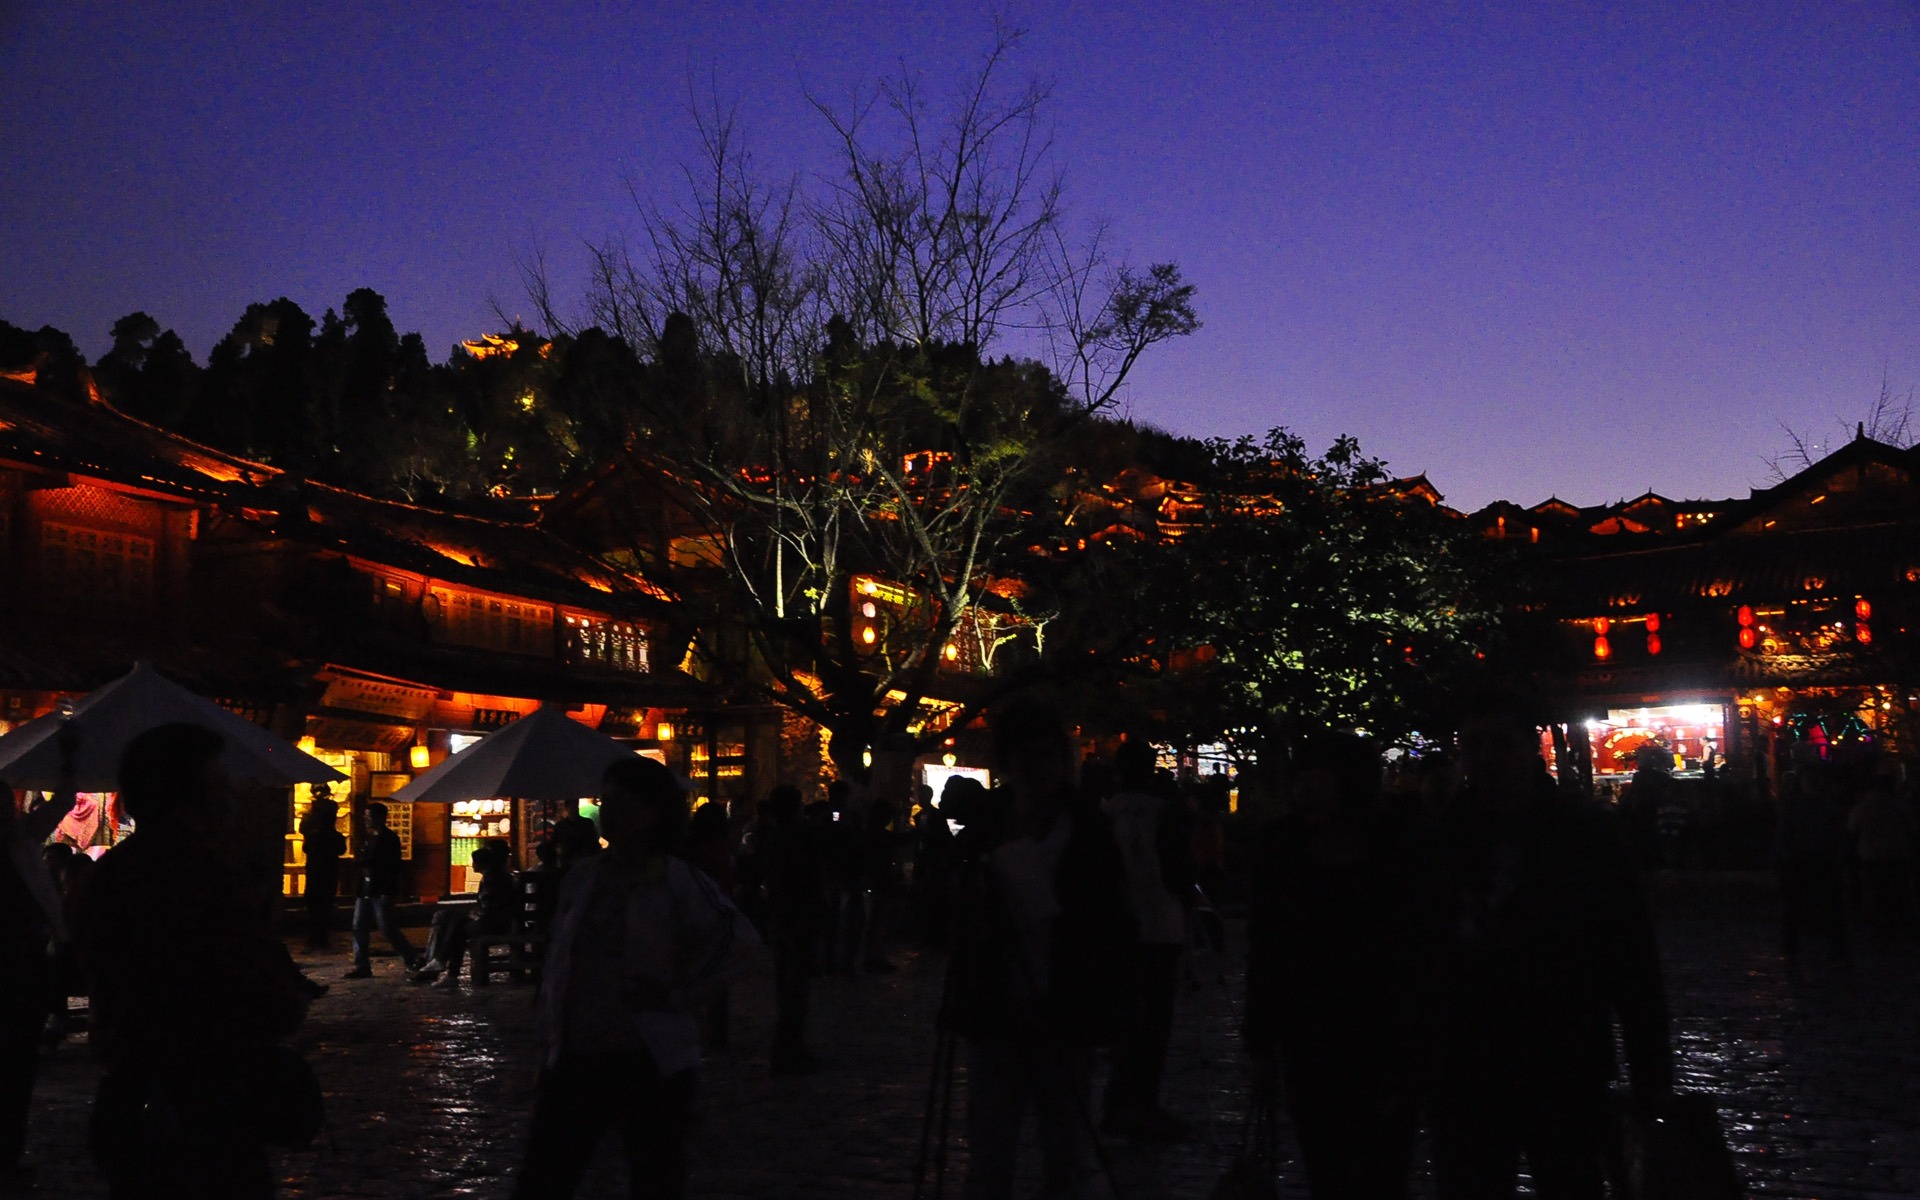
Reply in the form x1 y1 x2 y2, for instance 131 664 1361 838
345 802 418 979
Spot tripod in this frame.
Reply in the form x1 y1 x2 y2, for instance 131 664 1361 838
910 863 1131 1200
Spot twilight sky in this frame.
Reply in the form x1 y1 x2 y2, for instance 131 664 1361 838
4 2 1916 511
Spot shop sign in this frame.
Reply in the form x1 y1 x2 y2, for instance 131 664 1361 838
316 675 438 721
304 716 414 752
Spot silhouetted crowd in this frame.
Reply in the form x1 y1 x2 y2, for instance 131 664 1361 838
1 689 1914 1198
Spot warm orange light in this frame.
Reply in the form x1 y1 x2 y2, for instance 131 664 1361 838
1591 617 1611 635
1592 635 1612 661
1855 598 1872 621
1738 628 1757 650
943 643 959 661
1646 634 1662 656
409 745 432 771
861 626 876 645
1857 625 1873 645
1737 605 1754 627
1644 612 1661 633
656 722 674 742
297 735 318 755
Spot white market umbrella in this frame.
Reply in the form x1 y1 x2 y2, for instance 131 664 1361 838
391 702 635 805
0 661 345 790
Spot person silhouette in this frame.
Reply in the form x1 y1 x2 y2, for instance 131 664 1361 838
511 757 756 1199
79 724 311 1199
1245 732 1427 1198
1427 690 1673 1200
1 778 75 1192
344 802 419 979
943 701 1135 1200
298 786 345 950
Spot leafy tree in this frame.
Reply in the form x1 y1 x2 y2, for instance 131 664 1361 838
193 298 319 462
96 312 202 425
533 32 1198 782
0 319 88 402
1120 429 1506 769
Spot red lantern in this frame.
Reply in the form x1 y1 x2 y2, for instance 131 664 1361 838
1645 612 1661 633
1593 635 1612 661
1738 627 1757 650
1856 598 1872 621
1737 605 1754 627
1647 634 1662 656
1592 617 1611 635
1857 624 1873 645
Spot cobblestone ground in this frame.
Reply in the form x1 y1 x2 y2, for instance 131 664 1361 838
18 877 1920 1198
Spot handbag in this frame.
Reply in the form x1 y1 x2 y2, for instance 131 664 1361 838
1612 1091 1743 1200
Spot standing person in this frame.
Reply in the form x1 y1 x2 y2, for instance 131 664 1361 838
859 799 902 973
1429 690 1673 1200
345 802 419 980
1099 739 1194 1142
761 785 825 1075
511 757 756 1200
1775 770 1851 966
1244 734 1427 1199
1848 777 1916 939
299 786 345 951
684 801 738 1047
944 701 1135 1200
2 779 75 1194
80 725 311 1200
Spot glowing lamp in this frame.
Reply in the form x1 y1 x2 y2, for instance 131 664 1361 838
297 735 318 755
942 753 957 767
1855 598 1872 620
861 626 876 645
1592 635 1612 661
1591 617 1610 635
1857 625 1873 645
1645 613 1661 633
656 722 674 742
861 601 878 619
1646 634 1662 656
1737 605 1754 627
1738 628 1757 650
943 643 959 661
409 744 431 771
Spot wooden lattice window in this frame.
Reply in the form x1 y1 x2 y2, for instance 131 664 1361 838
426 586 555 656
562 613 650 673
40 522 155 613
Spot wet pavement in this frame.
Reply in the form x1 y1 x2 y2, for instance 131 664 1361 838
18 876 1920 1198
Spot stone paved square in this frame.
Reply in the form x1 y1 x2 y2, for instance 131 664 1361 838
17 878 1920 1198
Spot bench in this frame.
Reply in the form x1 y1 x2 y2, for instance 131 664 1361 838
467 930 547 985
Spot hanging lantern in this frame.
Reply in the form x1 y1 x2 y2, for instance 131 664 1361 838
1647 633 1662 656
1593 635 1612 661
1738 627 1757 650
1645 612 1661 633
1737 605 1754 627
1855 598 1872 621
1591 617 1611 635
1857 624 1873 645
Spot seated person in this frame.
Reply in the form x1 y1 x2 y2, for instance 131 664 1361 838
414 840 515 986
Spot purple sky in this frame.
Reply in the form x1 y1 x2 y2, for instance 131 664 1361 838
4 2 1916 510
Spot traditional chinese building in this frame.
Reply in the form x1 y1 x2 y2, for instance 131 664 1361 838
1486 433 1920 790
0 374 775 901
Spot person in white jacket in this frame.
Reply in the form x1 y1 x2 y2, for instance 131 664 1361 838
511 757 758 1200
